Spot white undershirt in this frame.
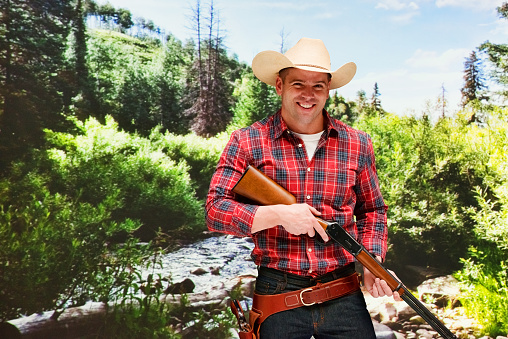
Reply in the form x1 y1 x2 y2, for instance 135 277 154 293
293 131 325 161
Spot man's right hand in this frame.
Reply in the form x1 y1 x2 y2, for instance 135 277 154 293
252 203 329 242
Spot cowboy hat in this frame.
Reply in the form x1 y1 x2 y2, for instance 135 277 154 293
252 37 357 90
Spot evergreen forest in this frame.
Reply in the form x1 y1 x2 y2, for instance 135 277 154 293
1 0 508 337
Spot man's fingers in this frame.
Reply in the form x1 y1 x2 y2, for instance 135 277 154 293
393 291 402 301
369 280 380 297
308 205 322 216
377 279 393 296
315 224 329 242
305 205 329 242
307 227 316 238
374 278 402 301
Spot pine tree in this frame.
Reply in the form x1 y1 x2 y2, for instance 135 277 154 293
229 73 280 130
0 0 74 169
370 82 383 114
461 50 487 107
479 3 508 98
356 90 370 115
326 92 357 125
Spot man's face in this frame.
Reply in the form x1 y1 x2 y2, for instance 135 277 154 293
275 68 331 134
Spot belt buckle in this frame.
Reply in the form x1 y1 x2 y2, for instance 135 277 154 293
300 288 315 306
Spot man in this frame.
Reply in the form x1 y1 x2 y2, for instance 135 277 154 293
206 38 400 339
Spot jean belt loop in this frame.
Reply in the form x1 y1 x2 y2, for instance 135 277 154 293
281 272 288 291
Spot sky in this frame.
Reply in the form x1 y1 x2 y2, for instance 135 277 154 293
103 0 508 118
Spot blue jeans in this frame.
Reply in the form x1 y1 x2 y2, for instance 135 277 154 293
255 266 375 339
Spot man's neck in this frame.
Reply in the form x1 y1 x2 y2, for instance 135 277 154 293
281 111 325 134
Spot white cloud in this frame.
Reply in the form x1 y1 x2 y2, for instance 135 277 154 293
252 1 327 11
375 0 421 23
376 0 419 11
389 11 420 23
405 48 470 72
435 0 505 11
489 17 508 36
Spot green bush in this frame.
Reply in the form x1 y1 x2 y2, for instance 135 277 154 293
354 113 481 271
0 115 214 321
149 129 228 200
45 116 205 239
455 107 508 337
457 258 508 336
0 163 146 321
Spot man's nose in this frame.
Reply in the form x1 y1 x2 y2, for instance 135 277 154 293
301 86 314 98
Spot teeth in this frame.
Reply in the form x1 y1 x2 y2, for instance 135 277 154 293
300 103 313 108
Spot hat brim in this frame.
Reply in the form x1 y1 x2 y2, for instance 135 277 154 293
252 50 357 90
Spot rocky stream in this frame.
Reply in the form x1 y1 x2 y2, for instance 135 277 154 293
150 234 508 339
5 234 508 339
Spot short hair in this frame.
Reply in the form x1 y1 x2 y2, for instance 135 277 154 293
278 68 332 83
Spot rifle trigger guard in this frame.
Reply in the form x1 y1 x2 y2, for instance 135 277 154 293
300 288 315 306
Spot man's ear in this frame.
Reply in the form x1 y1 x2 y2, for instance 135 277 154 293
275 76 283 96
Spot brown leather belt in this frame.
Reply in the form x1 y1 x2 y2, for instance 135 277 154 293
251 272 360 325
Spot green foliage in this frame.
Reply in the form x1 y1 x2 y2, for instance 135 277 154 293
115 37 191 134
354 106 508 333
0 115 223 323
85 30 192 134
456 259 508 336
0 0 75 166
455 107 508 336
183 308 237 339
102 281 236 339
460 50 488 106
0 160 147 321
149 130 228 200
85 30 158 115
45 116 205 240
228 72 281 131
101 269 181 339
326 92 358 125
480 30 508 97
355 113 481 271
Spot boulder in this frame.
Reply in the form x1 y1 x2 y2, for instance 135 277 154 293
191 267 208 275
373 321 396 339
164 278 196 294
417 275 461 308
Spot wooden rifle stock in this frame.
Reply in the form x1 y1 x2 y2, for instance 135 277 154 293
232 165 458 339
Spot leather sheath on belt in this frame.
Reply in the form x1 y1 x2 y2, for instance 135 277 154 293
251 272 361 325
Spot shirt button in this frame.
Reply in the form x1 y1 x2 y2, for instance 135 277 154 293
308 248 312 252
307 168 311 172
298 143 302 147
306 195 311 200
309 270 313 274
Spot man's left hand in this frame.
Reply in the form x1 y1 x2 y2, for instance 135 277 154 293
363 256 402 301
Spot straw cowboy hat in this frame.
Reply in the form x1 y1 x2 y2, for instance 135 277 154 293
252 37 357 90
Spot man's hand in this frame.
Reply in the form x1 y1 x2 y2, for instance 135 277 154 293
252 204 329 242
363 256 402 301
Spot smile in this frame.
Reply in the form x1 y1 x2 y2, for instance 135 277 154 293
298 103 314 109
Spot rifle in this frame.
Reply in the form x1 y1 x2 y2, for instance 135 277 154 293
230 299 252 333
232 165 458 339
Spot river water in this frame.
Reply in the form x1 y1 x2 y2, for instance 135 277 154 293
144 235 257 293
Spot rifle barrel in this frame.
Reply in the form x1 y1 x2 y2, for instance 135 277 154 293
400 289 457 339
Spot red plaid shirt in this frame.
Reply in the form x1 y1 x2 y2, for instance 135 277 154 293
206 110 388 277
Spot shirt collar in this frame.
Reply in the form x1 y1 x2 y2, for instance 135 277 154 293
272 109 340 139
